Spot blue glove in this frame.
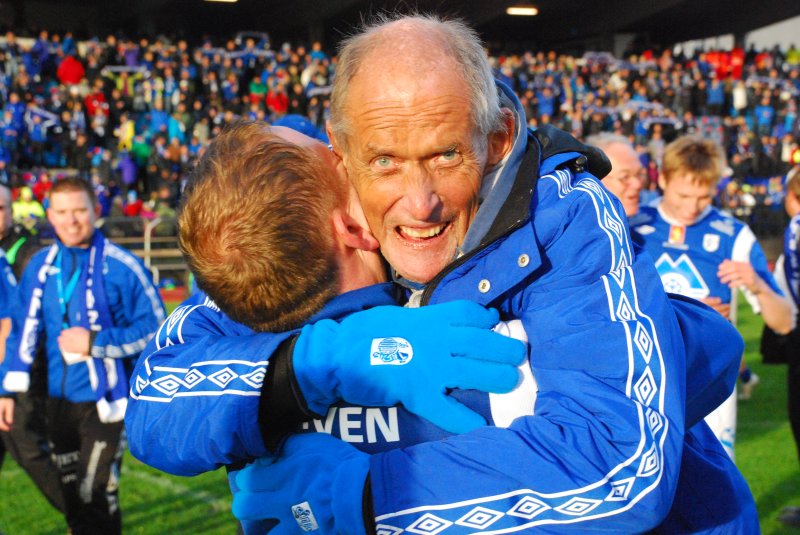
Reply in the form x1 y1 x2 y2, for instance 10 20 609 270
233 433 369 535
293 300 527 434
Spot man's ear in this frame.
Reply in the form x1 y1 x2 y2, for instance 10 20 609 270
487 108 516 166
332 209 379 252
325 121 335 147
326 122 351 171
326 121 342 155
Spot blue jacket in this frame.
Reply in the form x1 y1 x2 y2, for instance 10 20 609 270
1 235 165 401
0 251 15 319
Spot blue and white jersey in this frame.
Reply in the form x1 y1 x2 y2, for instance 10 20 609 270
776 214 800 311
0 250 16 319
633 202 781 312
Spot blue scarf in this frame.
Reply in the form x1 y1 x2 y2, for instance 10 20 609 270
4 231 129 422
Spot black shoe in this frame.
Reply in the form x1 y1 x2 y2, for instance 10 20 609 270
780 507 800 527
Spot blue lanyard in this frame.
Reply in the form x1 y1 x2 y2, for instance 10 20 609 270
55 249 82 329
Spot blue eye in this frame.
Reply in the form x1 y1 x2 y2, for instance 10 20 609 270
441 150 457 161
375 157 391 167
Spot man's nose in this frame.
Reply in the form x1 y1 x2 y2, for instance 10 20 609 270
403 167 442 220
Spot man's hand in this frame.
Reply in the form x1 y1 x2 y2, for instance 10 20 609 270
58 326 91 356
294 300 527 434
717 259 764 295
699 296 732 319
233 433 368 535
0 398 14 432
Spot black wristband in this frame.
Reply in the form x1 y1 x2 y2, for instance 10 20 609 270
257 335 318 452
88 330 99 356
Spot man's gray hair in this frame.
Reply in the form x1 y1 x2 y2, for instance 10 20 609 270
329 13 505 147
584 132 633 151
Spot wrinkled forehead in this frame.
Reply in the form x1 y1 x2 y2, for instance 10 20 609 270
606 143 642 171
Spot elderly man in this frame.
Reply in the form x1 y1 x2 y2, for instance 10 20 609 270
129 14 755 534
586 132 646 219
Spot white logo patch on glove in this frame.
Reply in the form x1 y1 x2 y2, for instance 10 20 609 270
291 501 319 531
370 337 413 366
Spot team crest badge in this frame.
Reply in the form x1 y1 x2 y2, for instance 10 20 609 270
668 225 686 245
703 233 720 252
370 337 413 366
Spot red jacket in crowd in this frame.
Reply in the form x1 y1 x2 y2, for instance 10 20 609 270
57 55 85 86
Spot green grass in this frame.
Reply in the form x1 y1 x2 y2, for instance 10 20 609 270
0 304 797 534
736 304 800 534
0 456 237 534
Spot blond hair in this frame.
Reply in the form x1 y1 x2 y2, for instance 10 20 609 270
661 136 727 186
179 121 346 331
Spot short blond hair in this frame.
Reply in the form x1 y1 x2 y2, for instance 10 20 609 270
661 136 727 187
179 121 346 332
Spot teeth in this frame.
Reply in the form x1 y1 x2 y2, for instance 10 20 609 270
399 224 446 238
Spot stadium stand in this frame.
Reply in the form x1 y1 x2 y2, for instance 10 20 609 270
0 29 796 284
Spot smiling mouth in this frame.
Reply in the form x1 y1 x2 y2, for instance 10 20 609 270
397 223 449 241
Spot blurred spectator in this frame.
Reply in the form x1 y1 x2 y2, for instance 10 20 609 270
12 186 44 231
122 190 143 217
56 55 84 86
31 171 52 203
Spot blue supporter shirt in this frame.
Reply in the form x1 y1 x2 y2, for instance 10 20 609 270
632 201 782 310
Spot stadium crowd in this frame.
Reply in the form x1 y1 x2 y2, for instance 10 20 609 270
0 30 796 238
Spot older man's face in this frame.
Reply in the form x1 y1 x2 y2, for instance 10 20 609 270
602 142 645 217
335 61 509 284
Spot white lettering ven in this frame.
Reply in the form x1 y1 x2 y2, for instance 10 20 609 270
306 407 400 444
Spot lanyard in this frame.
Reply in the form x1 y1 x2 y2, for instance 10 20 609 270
55 249 82 329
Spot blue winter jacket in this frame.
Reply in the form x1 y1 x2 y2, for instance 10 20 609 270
0 235 165 401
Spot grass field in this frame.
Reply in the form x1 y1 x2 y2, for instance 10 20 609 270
0 304 798 534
